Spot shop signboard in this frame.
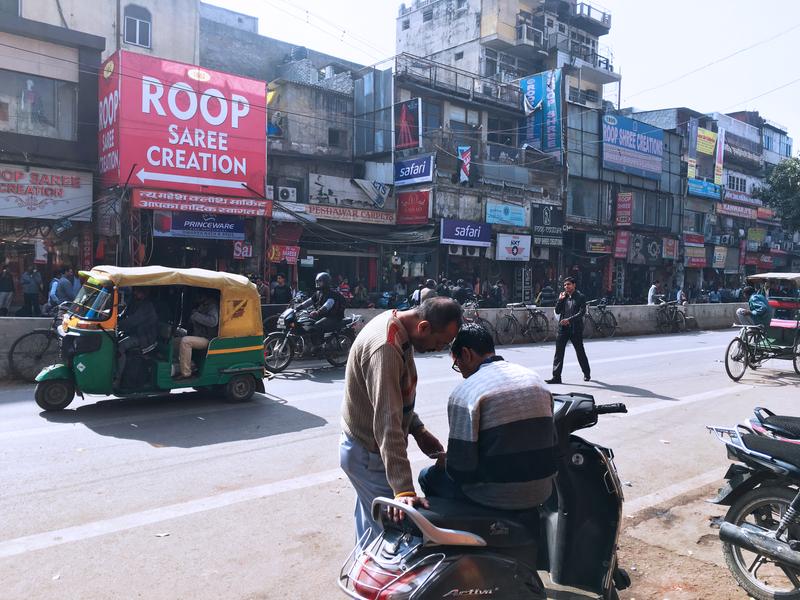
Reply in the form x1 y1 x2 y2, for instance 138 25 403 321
519 69 562 152
748 228 766 243
684 245 706 268
309 173 395 212
440 219 491 247
586 235 613 254
394 155 434 187
268 244 300 265
305 204 396 225
615 192 633 226
496 233 531 261
717 202 757 220
394 98 422 151
132 189 271 217
757 207 780 223
396 190 431 225
458 146 471 183
713 245 728 269
98 50 267 198
628 234 663 265
486 200 527 227
152 211 245 240
602 114 664 180
745 253 759 266
696 128 717 155
531 204 563 247
687 178 721 200
714 129 726 185
80 231 93 271
662 238 678 260
613 230 630 259
0 164 92 221
683 232 705 247
233 240 253 259
759 253 774 268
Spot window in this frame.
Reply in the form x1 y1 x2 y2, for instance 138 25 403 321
727 174 747 193
402 19 410 30
632 191 645 225
0 0 19 15
763 133 773 151
423 101 442 132
568 179 600 221
558 23 566 33
124 5 152 48
0 69 77 140
454 51 463 61
423 8 433 22
328 128 346 147
546 18 554 27
456 0 467 9
487 116 516 146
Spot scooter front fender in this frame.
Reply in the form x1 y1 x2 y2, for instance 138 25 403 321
35 363 72 383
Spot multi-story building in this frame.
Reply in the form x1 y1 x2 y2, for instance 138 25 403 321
0 1 105 309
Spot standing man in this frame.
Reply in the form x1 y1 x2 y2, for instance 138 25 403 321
0 266 14 316
546 277 591 384
340 297 463 545
270 273 293 305
21 265 42 316
647 280 660 305
420 279 437 303
56 267 79 304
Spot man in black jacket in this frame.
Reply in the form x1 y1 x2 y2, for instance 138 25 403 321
297 272 345 342
546 277 591 384
114 288 158 387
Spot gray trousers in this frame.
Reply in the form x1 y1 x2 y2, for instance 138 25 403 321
736 308 755 326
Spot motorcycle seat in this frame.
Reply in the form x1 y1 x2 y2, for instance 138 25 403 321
742 434 800 469
761 415 800 439
417 497 539 548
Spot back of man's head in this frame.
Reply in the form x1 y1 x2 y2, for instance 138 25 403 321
417 297 463 332
451 323 495 358
742 286 755 299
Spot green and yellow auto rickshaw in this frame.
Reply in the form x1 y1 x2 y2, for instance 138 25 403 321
34 265 266 411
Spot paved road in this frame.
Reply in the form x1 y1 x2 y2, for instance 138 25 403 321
0 330 797 599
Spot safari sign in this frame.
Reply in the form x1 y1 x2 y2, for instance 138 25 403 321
98 50 267 197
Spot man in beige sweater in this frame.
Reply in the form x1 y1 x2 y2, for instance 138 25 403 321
340 297 463 545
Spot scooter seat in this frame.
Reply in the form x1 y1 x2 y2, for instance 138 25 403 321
762 415 800 439
417 497 539 548
742 434 800 469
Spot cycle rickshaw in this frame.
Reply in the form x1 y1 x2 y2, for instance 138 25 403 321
724 272 800 381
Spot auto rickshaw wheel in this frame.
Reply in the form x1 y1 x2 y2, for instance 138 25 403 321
35 379 75 411
225 374 256 403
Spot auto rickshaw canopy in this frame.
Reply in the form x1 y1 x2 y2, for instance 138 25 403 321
79 265 263 338
747 272 800 285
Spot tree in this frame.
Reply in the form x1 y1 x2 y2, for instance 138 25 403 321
754 157 800 232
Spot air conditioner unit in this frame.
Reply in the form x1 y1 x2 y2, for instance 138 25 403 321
464 245 481 258
720 234 733 245
448 245 463 256
277 186 297 202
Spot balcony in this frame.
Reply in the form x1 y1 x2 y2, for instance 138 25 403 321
573 2 611 36
545 33 619 85
395 54 523 112
515 24 547 50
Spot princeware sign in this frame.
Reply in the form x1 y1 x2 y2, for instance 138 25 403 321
98 50 267 197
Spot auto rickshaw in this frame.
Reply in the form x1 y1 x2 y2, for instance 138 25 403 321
34 265 266 411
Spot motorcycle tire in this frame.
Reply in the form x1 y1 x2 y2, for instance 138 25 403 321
721 486 800 600
264 333 294 373
326 331 354 368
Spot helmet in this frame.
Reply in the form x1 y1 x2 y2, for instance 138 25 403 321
315 272 332 290
425 279 436 288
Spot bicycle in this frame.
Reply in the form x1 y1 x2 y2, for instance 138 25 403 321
8 304 69 382
495 303 550 346
462 301 498 343
584 299 618 338
654 297 686 334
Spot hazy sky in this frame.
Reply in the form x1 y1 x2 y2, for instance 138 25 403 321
209 0 798 148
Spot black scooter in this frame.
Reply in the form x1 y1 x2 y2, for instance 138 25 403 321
338 393 630 599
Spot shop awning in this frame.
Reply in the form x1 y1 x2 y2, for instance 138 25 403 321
302 222 437 245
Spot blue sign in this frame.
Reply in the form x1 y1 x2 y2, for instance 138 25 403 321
486 200 527 227
520 69 563 152
687 178 722 200
602 114 664 180
394 155 434 187
440 219 491 247
153 211 245 240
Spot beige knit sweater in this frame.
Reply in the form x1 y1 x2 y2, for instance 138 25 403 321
341 310 423 496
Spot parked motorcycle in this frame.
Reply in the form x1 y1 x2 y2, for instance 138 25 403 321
709 420 800 599
263 308 362 373
338 393 631 600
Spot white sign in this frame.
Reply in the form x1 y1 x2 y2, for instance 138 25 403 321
308 173 395 212
496 234 532 262
0 164 92 221
233 240 253 259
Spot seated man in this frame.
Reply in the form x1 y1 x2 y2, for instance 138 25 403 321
176 291 219 380
115 288 158 387
419 323 557 510
736 286 772 328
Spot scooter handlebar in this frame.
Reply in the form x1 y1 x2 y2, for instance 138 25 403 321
596 403 628 415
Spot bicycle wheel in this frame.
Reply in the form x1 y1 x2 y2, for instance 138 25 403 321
673 311 687 333
725 337 749 381
583 316 596 339
495 315 518 346
656 310 671 334
525 312 550 343
8 329 60 383
599 312 618 338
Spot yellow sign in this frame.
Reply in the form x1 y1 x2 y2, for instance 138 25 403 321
697 128 717 155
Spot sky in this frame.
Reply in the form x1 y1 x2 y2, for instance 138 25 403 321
208 0 799 149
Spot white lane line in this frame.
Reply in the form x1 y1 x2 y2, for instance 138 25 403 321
623 384 752 417
624 468 722 515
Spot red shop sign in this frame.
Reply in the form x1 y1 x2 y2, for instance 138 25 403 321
132 189 271 217
613 230 630 259
98 50 267 197
268 244 300 265
759 253 774 267
396 190 431 225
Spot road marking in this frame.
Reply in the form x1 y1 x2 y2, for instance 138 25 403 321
625 468 722 515
623 384 752 417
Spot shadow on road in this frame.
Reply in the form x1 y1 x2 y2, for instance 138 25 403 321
39 391 327 448
560 379 676 401
269 365 347 383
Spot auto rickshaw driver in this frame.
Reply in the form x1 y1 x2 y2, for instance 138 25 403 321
114 287 158 388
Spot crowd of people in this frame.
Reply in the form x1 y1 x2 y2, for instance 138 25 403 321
0 265 82 317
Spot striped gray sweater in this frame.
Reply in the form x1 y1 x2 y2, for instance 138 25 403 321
446 358 557 510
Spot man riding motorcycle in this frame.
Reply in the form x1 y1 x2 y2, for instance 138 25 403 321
296 272 346 346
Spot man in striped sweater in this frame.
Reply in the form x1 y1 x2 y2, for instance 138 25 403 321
419 323 557 510
340 297 463 544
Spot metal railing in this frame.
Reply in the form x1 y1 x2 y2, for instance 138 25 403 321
515 24 545 48
574 1 612 28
